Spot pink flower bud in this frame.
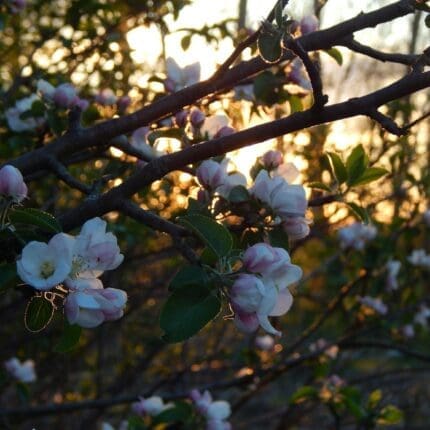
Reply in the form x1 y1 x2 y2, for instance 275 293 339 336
190 108 206 128
72 98 89 111
214 126 235 139
0 165 28 202
117 96 131 112
300 15 319 35
196 160 226 190
163 78 176 93
262 150 283 169
53 83 78 108
95 88 117 106
174 110 188 127
282 216 311 241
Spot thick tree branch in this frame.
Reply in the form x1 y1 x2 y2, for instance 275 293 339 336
59 70 430 231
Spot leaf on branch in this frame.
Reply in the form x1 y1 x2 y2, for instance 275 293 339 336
179 214 233 259
346 144 368 186
326 152 348 184
181 34 192 51
289 386 319 404
347 202 369 224
9 208 62 233
228 185 250 203
24 296 55 333
257 31 283 63
349 167 388 187
323 48 343 65
54 323 82 353
169 265 209 291
160 284 221 343
307 181 332 192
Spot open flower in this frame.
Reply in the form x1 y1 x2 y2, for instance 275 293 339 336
72 217 124 278
165 57 201 92
0 165 28 202
191 389 231 430
338 222 377 250
16 233 74 290
132 396 172 416
250 170 307 218
64 286 127 328
5 94 45 132
4 357 36 383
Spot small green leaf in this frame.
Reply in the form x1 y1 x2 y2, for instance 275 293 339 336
288 95 303 113
9 208 62 233
349 167 388 187
326 152 348 184
31 100 46 117
127 416 146 430
343 396 366 419
228 185 249 203
160 284 221 343
258 31 283 63
152 401 193 425
289 386 318 404
275 1 284 27
347 202 369 224
368 389 382 409
25 296 54 332
179 214 232 259
346 145 368 186
377 405 403 425
324 48 343 65
54 323 82 353
181 34 192 51
169 265 208 291
307 181 332 192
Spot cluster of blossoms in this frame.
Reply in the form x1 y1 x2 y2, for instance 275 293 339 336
196 149 311 241
407 249 430 269
357 296 388 315
230 243 302 336
337 222 377 250
37 79 88 111
385 259 401 291
5 94 45 132
0 164 27 203
309 338 339 360
16 217 127 328
132 395 173 417
191 389 232 430
164 57 201 92
4 357 36 383
6 0 26 14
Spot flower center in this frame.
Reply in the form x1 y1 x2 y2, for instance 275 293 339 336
40 261 55 279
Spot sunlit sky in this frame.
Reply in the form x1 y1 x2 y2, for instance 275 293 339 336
127 0 427 186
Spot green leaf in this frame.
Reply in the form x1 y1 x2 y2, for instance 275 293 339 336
9 208 62 233
307 181 332 192
343 396 366 419
367 389 382 409
348 167 388 187
31 100 46 117
152 401 193 425
289 386 318 404
179 214 232 259
0 263 19 292
160 284 221 343
258 31 283 63
169 265 208 291
47 110 67 136
377 405 403 425
54 323 82 353
275 1 283 27
326 152 348 184
25 296 55 332
346 145 368 186
228 185 249 203
127 416 146 430
324 48 343 65
288 95 303 113
347 202 369 224
181 34 192 51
